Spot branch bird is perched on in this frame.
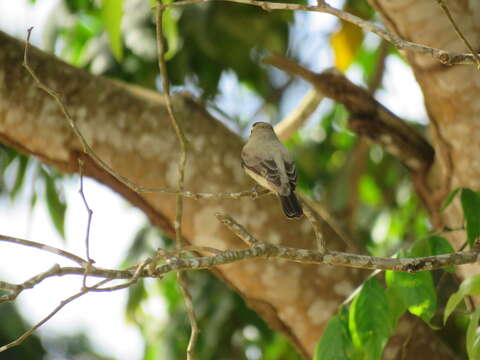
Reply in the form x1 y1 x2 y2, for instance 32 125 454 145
241 122 303 218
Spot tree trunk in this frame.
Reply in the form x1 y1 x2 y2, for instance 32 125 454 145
369 0 480 279
0 29 458 359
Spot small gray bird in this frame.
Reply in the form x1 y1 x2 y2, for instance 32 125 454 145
241 122 303 218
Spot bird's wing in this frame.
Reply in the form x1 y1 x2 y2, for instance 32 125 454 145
241 153 282 187
284 160 297 190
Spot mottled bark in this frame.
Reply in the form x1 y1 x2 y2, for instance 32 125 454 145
0 30 457 359
369 0 480 280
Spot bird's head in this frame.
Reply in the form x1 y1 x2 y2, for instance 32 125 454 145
251 122 274 134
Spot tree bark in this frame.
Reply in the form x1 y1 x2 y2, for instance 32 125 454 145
0 30 457 359
369 0 480 279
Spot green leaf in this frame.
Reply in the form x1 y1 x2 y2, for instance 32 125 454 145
264 333 303 360
359 174 382 206
467 308 480 360
10 155 28 199
126 279 147 321
315 307 352 360
349 278 391 360
44 173 67 239
441 187 461 211
427 235 455 272
101 0 124 61
30 191 38 209
386 269 437 323
160 272 183 313
461 188 480 247
385 287 407 327
444 275 480 324
162 8 180 60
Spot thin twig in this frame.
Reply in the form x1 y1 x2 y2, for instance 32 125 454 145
435 0 480 68
301 201 326 251
155 2 188 247
215 213 259 246
156 2 197 359
0 265 61 303
157 245 224 257
177 273 199 358
2 229 480 301
368 40 390 93
0 234 88 266
0 277 111 353
214 213 480 272
90 259 151 292
78 159 94 262
306 200 357 251
3 243 479 282
164 0 479 66
77 159 96 289
23 28 142 194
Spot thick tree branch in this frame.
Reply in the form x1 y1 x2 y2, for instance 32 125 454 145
22 30 260 202
264 55 434 174
274 88 324 141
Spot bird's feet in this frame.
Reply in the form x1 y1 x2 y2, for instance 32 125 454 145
251 184 261 200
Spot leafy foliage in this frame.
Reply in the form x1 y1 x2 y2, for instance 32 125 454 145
314 307 352 360
349 278 393 360
42 169 67 239
386 265 436 323
57 0 303 97
460 188 480 247
0 303 45 360
444 275 480 324
0 146 67 239
101 0 124 60
315 233 461 359
444 275 480 360
467 308 480 360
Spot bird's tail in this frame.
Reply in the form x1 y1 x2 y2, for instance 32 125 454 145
279 192 303 219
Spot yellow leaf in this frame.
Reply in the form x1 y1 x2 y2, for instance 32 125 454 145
330 21 364 71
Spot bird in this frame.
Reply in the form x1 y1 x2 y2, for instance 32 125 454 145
241 122 303 219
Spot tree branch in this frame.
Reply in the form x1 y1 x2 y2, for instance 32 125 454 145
22 29 263 202
0 277 112 353
78 159 94 263
1 221 479 301
274 88 324 141
155 2 198 357
263 55 435 174
0 234 88 266
166 0 479 66
2 212 478 353
434 0 480 68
